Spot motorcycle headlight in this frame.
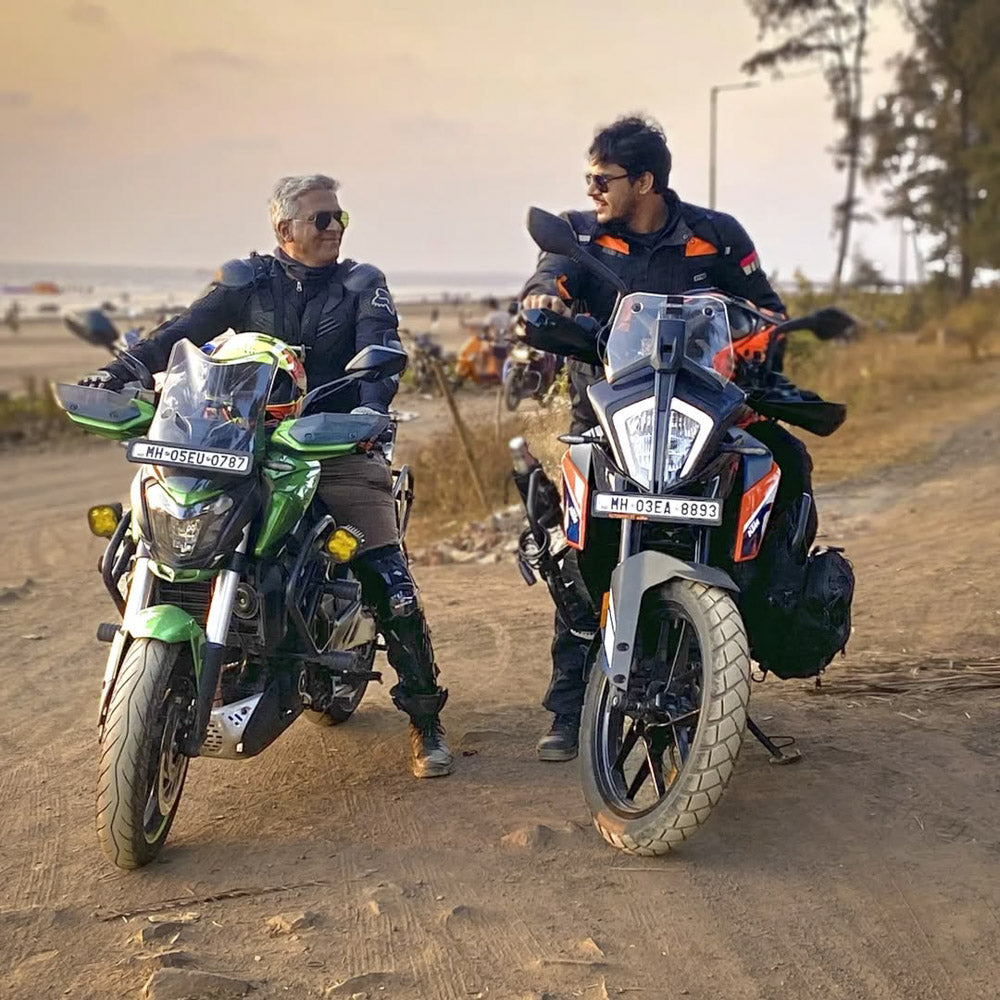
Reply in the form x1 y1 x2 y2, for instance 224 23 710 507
145 484 234 562
611 398 713 489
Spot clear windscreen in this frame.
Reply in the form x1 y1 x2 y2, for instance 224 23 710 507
148 339 275 454
604 293 735 384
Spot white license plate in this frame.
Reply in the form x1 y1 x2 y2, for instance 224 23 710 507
592 492 722 525
127 440 252 474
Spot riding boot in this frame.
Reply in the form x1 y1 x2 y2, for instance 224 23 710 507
354 544 453 778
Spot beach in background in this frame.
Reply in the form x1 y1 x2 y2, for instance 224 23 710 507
0 260 524 321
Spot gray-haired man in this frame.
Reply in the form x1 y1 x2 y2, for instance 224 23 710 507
79 174 453 778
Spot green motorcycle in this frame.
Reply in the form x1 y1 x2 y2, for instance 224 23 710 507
54 333 411 869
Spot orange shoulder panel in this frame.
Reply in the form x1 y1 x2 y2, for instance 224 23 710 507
685 236 718 257
595 235 630 255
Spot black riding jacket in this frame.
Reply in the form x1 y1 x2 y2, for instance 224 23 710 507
521 190 786 430
107 250 403 413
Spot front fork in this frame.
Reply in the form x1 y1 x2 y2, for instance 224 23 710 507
97 528 248 757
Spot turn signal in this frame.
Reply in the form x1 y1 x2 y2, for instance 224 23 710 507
326 528 361 563
87 503 123 538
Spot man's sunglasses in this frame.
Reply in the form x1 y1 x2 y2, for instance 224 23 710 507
585 172 630 193
292 209 350 232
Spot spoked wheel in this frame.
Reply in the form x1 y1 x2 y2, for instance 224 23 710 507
580 580 751 855
97 639 195 869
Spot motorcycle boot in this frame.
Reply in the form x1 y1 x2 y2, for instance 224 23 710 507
537 713 581 761
354 545 453 778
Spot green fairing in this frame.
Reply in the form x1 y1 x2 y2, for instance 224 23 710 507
255 454 320 557
158 479 225 506
65 400 154 441
148 563 219 583
271 419 358 458
128 604 206 678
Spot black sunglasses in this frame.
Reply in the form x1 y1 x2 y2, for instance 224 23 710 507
292 209 350 232
585 172 630 194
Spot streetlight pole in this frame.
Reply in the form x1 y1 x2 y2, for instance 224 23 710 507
709 81 759 209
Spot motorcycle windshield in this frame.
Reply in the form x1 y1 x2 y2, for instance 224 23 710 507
604 293 735 385
147 340 275 492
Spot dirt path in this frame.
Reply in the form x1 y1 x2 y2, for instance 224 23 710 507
2 414 1000 999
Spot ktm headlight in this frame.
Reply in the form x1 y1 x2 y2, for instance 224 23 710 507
145 484 233 562
611 398 713 488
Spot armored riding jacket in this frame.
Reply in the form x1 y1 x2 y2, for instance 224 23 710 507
112 250 403 413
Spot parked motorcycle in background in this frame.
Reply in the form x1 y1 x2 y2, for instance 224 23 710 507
502 339 562 411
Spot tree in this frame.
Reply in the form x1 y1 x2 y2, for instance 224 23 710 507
866 0 999 297
850 250 887 289
742 0 879 298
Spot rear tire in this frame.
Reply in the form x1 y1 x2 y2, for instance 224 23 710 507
96 638 194 869
580 580 750 855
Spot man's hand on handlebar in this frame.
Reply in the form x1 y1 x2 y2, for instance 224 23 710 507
521 294 570 317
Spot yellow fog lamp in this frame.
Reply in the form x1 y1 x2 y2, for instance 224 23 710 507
326 527 361 563
87 503 123 538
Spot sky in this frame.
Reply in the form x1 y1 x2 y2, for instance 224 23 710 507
0 0 916 285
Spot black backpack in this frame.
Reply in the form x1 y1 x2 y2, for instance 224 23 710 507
753 546 855 680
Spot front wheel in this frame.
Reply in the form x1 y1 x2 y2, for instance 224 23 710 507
580 580 750 855
96 638 195 869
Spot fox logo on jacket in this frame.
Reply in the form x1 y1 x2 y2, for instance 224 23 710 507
371 287 396 316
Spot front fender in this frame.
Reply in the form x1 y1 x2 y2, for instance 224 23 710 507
127 604 206 678
602 551 738 690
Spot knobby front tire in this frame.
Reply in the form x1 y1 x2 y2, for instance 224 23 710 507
580 580 751 855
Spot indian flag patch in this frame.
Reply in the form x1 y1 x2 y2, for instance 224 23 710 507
740 250 760 276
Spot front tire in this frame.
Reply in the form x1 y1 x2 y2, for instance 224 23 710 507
96 639 194 869
580 580 750 855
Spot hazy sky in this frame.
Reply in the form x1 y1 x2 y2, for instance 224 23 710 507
1 0 914 285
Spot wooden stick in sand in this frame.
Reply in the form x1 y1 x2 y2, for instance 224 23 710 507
430 357 491 516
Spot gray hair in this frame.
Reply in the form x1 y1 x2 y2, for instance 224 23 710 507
269 174 339 237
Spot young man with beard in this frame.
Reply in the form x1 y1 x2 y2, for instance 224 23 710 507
520 116 814 761
79 174 453 779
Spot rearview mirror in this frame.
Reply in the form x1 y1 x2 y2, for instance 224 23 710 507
345 345 408 378
525 207 629 296
63 309 119 351
810 307 856 341
527 207 580 256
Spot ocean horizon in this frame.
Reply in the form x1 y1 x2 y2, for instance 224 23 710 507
0 260 525 317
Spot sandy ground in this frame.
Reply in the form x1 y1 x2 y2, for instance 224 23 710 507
2 331 1000 998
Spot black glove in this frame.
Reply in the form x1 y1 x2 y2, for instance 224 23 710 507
77 369 124 392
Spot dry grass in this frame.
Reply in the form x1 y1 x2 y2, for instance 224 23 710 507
0 379 78 449
405 402 569 547
787 333 1000 484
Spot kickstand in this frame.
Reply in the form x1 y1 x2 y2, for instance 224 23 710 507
747 716 801 766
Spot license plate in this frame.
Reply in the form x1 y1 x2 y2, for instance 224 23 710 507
127 440 252 475
592 492 722 525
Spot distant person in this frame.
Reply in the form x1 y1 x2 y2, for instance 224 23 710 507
3 300 21 335
428 306 440 337
483 296 511 342
77 173 453 779
520 115 815 762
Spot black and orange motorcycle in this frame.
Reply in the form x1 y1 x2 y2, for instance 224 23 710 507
514 208 854 855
